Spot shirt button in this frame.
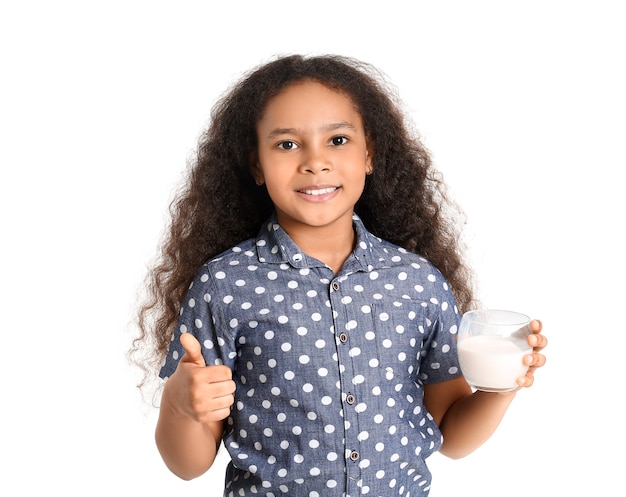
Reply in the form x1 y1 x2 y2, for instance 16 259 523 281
332 281 339 291
339 333 348 343
350 450 360 461
346 394 355 405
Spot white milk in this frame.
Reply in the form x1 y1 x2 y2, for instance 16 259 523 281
458 335 531 391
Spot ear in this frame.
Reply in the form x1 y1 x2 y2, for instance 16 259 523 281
249 151 265 186
250 161 265 186
365 146 374 175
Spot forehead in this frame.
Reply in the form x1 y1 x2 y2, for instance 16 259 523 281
258 80 361 126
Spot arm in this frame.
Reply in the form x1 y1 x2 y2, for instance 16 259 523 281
155 333 235 480
425 319 547 459
424 377 515 459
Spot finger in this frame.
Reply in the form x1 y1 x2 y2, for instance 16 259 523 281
528 333 548 350
524 352 547 368
530 319 542 333
200 406 233 424
208 387 236 409
180 333 206 367
206 365 235 385
517 373 535 388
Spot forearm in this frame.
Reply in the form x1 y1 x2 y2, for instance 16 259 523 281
155 385 223 480
438 390 516 459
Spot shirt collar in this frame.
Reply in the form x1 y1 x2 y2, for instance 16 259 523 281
255 212 381 272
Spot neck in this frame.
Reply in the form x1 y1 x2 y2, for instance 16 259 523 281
281 218 356 274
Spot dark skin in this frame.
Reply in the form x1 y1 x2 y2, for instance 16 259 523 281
155 81 548 479
425 319 546 459
156 321 547 477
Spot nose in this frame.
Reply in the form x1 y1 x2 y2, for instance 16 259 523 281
299 145 332 174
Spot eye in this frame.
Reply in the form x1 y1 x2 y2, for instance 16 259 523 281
330 136 348 146
277 140 298 150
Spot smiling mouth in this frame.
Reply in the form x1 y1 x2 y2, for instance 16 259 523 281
298 187 339 196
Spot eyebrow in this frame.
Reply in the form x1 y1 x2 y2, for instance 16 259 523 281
266 121 358 139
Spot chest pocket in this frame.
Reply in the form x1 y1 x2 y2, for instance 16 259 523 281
370 301 429 380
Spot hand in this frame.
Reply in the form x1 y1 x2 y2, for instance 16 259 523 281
517 319 547 388
167 333 236 424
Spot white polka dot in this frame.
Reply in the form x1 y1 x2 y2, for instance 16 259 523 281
352 375 365 385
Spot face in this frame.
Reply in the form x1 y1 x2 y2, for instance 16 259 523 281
254 80 372 236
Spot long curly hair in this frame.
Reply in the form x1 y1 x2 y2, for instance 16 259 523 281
130 54 477 392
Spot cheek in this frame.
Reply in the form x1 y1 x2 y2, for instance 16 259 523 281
262 174 286 194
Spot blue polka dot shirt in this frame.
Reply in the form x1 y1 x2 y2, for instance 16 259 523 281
160 213 463 496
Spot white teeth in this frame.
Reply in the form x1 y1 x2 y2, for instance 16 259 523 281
302 187 337 195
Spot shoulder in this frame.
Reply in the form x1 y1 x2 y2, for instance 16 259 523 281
369 236 454 299
205 237 259 269
355 215 438 273
371 235 439 273
184 237 258 296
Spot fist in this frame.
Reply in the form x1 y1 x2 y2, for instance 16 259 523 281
171 333 236 424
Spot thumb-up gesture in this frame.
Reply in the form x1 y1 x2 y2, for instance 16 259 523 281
168 333 236 424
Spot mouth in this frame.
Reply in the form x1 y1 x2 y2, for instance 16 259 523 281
297 186 339 196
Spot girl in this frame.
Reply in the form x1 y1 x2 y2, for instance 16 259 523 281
131 54 547 496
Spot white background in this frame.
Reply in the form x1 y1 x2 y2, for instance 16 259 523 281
1 1 623 495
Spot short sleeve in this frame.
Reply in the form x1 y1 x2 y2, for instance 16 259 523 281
418 265 463 384
159 264 237 380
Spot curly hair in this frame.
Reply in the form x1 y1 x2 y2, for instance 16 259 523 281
130 54 477 392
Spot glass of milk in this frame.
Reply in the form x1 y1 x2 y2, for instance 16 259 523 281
457 309 532 392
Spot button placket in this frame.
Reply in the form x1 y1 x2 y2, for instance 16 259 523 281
330 275 362 483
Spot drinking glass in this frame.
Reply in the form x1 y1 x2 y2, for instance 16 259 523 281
457 309 532 392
